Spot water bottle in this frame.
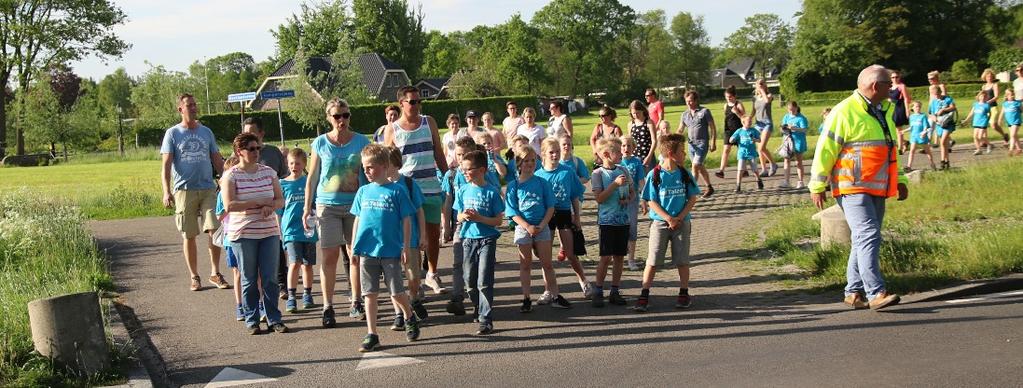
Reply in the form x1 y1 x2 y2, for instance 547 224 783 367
304 215 318 238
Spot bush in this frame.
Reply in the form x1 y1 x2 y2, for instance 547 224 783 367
949 59 980 83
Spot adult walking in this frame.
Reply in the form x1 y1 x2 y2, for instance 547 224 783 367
645 88 664 126
678 90 717 198
302 98 371 328
547 100 573 139
384 86 449 296
222 132 288 334
1013 65 1023 102
241 117 288 300
716 86 746 179
589 104 623 166
628 100 658 171
809 64 907 311
160 94 228 292
981 68 1009 144
752 79 778 176
502 101 525 145
888 70 912 154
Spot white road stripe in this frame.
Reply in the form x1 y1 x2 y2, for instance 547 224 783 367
946 297 985 304
998 290 1023 297
205 367 276 388
356 351 425 371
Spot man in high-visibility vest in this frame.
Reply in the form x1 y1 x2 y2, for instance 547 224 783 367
809 65 909 311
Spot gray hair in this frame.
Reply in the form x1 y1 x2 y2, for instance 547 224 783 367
857 65 890 89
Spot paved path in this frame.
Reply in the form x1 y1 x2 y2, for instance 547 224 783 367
90 144 1013 387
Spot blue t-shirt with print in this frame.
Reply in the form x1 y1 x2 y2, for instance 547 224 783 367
453 182 505 239
350 182 415 258
311 133 370 206
281 176 316 243
506 175 555 226
781 113 809 153
534 164 584 211
729 127 761 161
395 176 425 248
909 113 931 143
591 166 632 226
1004 100 1022 126
560 156 590 182
619 155 645 202
505 158 518 182
930 96 955 131
971 102 991 128
160 124 219 191
642 167 701 222
486 153 505 187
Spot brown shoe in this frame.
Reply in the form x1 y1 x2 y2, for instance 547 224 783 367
843 293 868 309
210 273 231 289
869 291 900 310
189 276 202 291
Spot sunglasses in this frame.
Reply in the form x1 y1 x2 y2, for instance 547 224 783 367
242 145 262 152
332 112 351 120
405 99 421 105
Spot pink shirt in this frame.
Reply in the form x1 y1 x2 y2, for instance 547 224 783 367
226 165 280 241
649 100 664 125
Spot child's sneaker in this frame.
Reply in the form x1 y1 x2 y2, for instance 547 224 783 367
350 301 366 320
405 316 420 341
756 179 764 190
592 293 605 308
285 297 298 313
634 297 649 313
359 334 380 352
609 292 627 306
235 305 244 321
475 323 493 335
247 325 260 335
536 291 554 305
676 294 692 309
627 259 639 271
714 170 725 179
302 293 315 310
582 282 595 299
552 294 572 309
270 322 289 333
777 181 791 189
795 181 805 189
322 307 336 328
412 299 429 320
446 298 466 316
520 297 532 313
391 311 405 331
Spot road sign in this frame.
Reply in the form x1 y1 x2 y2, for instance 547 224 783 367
227 92 257 103
261 90 295 100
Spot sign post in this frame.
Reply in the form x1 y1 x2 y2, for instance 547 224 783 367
227 91 257 129
261 90 296 147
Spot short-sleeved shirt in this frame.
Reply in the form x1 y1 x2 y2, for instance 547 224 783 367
503 116 524 133
729 127 760 161
909 113 931 142
971 102 991 128
648 100 664 125
225 165 280 241
259 144 287 179
485 153 505 188
453 182 505 239
1004 100 1022 125
395 176 425 248
506 175 555 226
559 156 590 182
311 133 370 206
215 192 231 246
930 96 956 131
160 124 219 191
619 156 645 202
441 169 465 200
350 182 415 258
517 124 545 154
280 176 315 243
534 164 584 211
643 167 700 222
591 166 631 226
682 107 713 147
782 113 809 130
442 129 469 168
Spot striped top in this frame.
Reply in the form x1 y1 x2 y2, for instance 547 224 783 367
225 164 280 241
392 116 442 195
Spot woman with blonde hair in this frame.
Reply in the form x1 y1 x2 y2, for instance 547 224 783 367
981 68 1009 145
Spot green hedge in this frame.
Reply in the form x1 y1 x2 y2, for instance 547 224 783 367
134 95 538 146
794 83 999 106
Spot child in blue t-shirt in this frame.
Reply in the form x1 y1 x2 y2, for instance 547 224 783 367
559 135 590 185
904 101 937 171
636 133 701 313
535 137 593 299
590 138 634 308
454 150 505 335
216 156 243 320
506 145 570 312
729 115 764 193
779 101 809 189
962 91 992 155
281 149 318 313
1000 89 1022 156
441 136 478 314
350 144 420 351
619 136 646 271
929 88 957 169
386 146 429 329
473 132 508 187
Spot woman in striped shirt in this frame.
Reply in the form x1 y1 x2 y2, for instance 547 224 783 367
222 132 286 335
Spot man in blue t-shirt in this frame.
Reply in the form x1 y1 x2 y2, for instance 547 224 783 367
160 93 228 292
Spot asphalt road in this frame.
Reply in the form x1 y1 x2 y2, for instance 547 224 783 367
92 217 1022 388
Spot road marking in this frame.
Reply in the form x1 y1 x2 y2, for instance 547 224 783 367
999 290 1023 297
204 367 276 388
946 297 985 304
355 351 425 371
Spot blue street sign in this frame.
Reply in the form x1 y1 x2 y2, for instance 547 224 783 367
227 91 257 103
261 90 296 100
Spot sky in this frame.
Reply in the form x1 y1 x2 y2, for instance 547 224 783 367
71 0 802 81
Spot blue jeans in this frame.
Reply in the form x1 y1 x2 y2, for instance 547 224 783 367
230 236 282 327
837 194 887 300
462 236 497 324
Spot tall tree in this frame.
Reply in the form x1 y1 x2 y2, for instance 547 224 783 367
419 31 468 78
47 65 83 112
670 11 712 87
188 52 258 113
97 67 133 118
130 63 198 131
531 0 636 95
0 0 129 157
286 33 374 134
271 0 352 65
352 0 427 80
722 13 793 81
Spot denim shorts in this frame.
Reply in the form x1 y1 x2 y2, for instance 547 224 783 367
688 143 708 165
225 245 239 268
513 225 552 245
755 120 773 133
360 257 406 297
284 241 317 265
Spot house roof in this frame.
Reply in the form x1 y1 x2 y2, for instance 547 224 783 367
416 78 450 90
252 53 408 108
707 67 740 86
727 58 756 78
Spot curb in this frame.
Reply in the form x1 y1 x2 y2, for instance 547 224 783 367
104 298 153 388
903 273 1023 304
109 300 174 388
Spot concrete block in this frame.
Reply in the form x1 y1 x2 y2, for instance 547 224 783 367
906 170 924 184
812 204 851 247
28 291 110 374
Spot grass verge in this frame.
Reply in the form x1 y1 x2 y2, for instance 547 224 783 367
0 191 128 386
753 158 1023 293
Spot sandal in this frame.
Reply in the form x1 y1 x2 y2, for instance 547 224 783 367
190 276 202 291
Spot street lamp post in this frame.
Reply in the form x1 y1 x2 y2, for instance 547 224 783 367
116 106 124 157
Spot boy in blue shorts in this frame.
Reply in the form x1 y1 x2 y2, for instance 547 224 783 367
635 134 701 313
387 146 430 330
590 138 633 308
454 149 505 335
351 143 421 351
281 148 317 313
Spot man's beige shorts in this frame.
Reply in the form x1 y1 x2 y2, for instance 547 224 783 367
174 189 220 239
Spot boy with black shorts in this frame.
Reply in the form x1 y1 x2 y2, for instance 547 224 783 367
590 138 633 307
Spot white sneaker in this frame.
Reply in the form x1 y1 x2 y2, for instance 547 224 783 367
536 291 554 305
985 144 992 154
778 181 791 189
424 273 448 294
795 181 805 189
627 259 639 271
582 282 596 298
973 149 982 156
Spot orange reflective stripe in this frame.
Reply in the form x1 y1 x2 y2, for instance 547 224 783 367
830 142 899 197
